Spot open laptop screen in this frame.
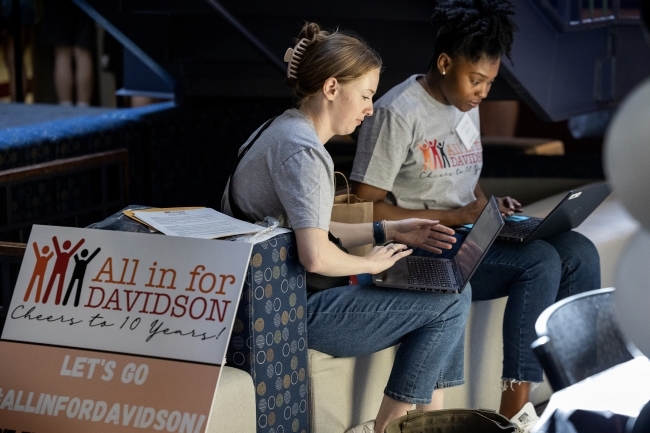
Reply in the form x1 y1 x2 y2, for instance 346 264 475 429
455 198 503 282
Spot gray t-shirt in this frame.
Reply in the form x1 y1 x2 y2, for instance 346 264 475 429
351 75 482 210
222 109 334 231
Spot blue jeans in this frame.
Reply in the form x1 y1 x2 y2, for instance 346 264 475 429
306 276 471 404
424 230 600 383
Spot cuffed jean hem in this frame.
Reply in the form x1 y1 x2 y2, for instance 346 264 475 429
435 379 465 389
384 379 466 405
384 389 432 406
384 389 431 404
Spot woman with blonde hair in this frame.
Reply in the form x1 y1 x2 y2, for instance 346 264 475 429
223 22 471 433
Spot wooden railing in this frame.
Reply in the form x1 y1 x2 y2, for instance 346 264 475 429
0 148 129 242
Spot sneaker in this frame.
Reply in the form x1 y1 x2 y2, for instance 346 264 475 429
345 420 375 433
509 402 539 433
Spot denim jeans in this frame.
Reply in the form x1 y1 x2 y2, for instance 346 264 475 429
306 276 471 404
422 229 601 383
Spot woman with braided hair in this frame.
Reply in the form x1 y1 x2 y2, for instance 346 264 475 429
351 1 601 431
223 22 472 433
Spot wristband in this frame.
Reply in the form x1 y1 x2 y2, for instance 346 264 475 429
373 221 386 246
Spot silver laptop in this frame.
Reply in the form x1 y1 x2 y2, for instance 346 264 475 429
497 182 611 243
372 197 504 294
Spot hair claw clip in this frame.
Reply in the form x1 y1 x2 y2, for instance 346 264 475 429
284 38 309 79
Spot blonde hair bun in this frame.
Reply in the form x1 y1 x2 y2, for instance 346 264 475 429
298 22 329 44
284 22 382 104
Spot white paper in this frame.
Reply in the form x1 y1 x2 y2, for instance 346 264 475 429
456 112 479 150
233 227 292 243
133 208 263 239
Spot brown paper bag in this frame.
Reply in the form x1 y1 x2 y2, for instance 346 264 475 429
331 172 374 256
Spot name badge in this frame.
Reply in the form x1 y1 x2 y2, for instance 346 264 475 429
455 113 479 151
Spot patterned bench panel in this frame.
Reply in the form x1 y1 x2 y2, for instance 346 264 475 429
227 231 310 433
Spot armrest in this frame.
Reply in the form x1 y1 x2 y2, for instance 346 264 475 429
226 231 310 433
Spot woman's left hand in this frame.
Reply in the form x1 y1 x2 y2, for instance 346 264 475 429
496 196 523 217
388 219 456 254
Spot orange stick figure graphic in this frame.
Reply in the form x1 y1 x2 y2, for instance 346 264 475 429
63 247 101 307
418 143 434 170
23 242 54 303
42 236 85 305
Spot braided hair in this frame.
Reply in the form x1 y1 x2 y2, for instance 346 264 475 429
431 0 517 63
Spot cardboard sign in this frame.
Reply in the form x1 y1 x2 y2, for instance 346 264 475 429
0 225 253 432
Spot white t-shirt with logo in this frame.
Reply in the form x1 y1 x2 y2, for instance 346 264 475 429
351 75 482 211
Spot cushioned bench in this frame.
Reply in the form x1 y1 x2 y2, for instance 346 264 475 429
210 366 257 432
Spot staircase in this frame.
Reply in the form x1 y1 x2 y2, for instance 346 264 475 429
501 0 650 121
74 0 438 102
72 0 649 121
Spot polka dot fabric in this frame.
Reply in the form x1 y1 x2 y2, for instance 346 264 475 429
227 231 309 433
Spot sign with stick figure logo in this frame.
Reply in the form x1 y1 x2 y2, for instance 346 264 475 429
0 225 254 432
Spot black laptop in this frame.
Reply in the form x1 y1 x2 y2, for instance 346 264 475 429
497 182 611 243
372 197 504 294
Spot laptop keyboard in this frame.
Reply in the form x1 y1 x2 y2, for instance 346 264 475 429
500 219 541 237
406 257 452 287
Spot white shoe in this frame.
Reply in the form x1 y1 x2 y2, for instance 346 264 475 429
509 402 539 433
345 419 375 433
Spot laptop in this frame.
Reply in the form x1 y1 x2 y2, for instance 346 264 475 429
497 182 611 243
372 196 504 294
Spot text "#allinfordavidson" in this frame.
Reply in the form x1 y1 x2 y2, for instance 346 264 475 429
0 389 206 432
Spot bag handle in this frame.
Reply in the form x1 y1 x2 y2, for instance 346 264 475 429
393 408 515 432
333 171 351 205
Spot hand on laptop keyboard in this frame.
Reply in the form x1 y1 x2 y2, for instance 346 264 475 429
496 196 523 217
